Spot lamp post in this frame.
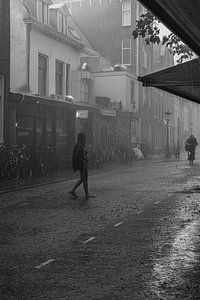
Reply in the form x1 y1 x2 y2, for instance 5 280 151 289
165 110 172 158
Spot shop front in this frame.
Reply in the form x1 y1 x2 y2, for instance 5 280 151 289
9 93 76 168
9 93 98 169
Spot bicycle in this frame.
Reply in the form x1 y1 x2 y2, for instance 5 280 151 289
186 147 195 165
159 146 173 158
35 145 57 176
0 145 9 179
35 145 48 177
106 144 119 165
18 145 33 178
5 145 20 180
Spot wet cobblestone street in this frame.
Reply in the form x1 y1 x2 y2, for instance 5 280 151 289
1 157 200 299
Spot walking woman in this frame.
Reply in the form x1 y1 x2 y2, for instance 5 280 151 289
69 132 95 199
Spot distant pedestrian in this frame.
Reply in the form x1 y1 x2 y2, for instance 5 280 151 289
69 132 95 199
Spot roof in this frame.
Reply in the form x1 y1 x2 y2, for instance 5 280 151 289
49 2 71 16
138 0 200 57
138 58 200 104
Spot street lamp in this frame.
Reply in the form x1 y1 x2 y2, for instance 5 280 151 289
165 110 172 158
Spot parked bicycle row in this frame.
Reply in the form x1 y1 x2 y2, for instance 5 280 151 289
158 144 181 158
87 143 148 168
0 142 152 181
0 144 58 181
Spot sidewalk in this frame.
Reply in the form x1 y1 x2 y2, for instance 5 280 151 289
0 155 185 194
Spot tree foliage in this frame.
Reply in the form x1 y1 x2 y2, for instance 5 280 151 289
132 10 193 63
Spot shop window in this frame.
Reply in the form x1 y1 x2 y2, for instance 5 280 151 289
38 53 48 96
122 0 131 26
100 125 108 150
122 39 131 65
56 119 67 145
38 0 48 25
55 60 64 96
0 75 4 144
16 116 34 146
36 118 43 145
46 119 53 145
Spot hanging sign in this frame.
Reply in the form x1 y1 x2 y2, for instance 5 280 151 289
76 110 89 119
101 109 116 117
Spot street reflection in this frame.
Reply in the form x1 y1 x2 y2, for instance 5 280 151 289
149 211 200 299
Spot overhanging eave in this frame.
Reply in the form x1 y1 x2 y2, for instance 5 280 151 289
138 58 200 104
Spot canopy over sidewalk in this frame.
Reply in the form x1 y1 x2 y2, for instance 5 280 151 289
137 0 200 103
138 58 200 104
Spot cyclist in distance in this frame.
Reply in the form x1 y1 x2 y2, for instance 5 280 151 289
185 134 198 161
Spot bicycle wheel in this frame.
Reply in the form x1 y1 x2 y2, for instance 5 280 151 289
5 160 20 180
107 151 119 165
39 161 47 176
159 148 165 158
188 152 194 165
23 163 33 178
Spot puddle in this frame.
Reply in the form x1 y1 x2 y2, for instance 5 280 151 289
148 202 200 299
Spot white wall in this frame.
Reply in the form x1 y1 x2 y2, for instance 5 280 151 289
10 0 28 92
30 30 81 96
92 71 137 112
10 0 82 96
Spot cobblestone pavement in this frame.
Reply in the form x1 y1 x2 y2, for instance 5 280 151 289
1 156 200 299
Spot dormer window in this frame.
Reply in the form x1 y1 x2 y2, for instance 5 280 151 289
38 0 48 25
49 3 70 36
58 12 68 35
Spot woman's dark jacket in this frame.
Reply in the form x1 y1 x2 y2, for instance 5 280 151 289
72 143 85 172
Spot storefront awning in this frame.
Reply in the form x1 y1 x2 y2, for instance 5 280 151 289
138 58 200 104
137 0 200 57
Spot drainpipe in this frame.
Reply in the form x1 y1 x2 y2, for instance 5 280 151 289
136 2 139 79
135 1 140 142
26 23 31 92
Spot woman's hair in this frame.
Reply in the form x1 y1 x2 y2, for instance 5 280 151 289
77 132 86 145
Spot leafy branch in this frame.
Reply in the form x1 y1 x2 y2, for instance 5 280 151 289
132 11 193 63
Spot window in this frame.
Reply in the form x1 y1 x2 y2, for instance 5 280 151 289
38 54 48 96
38 0 48 25
0 75 4 144
66 63 70 95
36 118 43 145
46 119 53 145
58 12 68 34
82 80 89 102
143 46 148 69
56 60 64 95
56 119 67 144
122 39 131 65
130 80 134 104
122 0 131 26
142 88 147 106
16 116 34 146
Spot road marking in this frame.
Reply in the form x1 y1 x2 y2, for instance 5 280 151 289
154 201 160 205
83 237 96 244
35 259 55 269
19 203 29 207
114 222 124 227
137 210 144 214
